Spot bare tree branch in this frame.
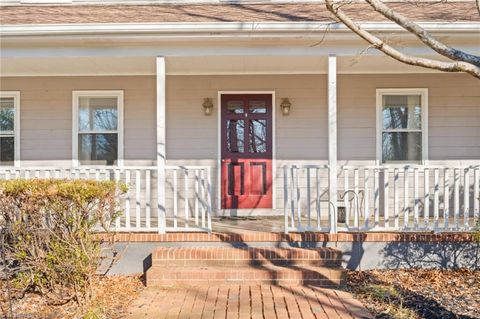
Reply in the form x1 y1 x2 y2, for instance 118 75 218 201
365 0 480 67
325 0 480 79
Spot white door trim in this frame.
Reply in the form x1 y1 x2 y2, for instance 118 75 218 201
217 91 276 211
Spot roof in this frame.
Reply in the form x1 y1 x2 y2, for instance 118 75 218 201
1 2 478 25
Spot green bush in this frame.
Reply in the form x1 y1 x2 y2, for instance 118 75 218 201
0 179 126 307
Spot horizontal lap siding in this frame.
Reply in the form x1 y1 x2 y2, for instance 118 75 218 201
337 74 480 162
1 73 478 213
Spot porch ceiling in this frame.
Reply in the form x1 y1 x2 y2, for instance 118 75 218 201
0 55 456 76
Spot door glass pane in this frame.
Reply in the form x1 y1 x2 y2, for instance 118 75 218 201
79 97 118 131
226 120 244 153
79 133 118 165
249 119 267 153
382 132 421 162
226 100 244 114
0 136 14 166
383 95 421 129
0 97 15 132
249 100 267 113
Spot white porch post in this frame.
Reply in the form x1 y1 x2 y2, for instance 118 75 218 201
328 55 338 234
156 56 167 233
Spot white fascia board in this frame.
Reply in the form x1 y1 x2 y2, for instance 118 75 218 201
1 21 479 37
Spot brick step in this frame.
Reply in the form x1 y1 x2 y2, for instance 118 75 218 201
151 246 343 267
146 264 346 287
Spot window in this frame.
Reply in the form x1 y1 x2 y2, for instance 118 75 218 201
376 89 428 164
0 92 20 167
72 91 123 166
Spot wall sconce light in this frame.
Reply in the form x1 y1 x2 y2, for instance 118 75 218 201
280 98 292 115
202 98 214 115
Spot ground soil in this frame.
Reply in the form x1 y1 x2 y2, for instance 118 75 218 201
347 269 480 319
0 275 144 319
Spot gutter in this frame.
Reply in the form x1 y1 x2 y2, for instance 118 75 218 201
1 21 480 37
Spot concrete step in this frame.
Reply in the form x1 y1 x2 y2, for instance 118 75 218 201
146 264 346 287
151 246 343 267
146 246 345 287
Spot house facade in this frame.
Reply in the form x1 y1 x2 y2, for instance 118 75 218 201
0 1 479 234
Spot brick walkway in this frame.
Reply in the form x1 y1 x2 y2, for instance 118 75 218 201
125 285 373 319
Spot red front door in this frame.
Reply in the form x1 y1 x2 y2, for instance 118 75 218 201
221 94 273 209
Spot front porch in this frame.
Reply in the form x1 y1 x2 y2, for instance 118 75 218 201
1 55 479 234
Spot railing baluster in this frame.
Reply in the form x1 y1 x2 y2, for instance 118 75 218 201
125 170 131 229
384 168 389 228
344 168 349 227
284 166 289 233
394 169 399 229
206 166 212 231
444 168 450 229
364 168 370 229
404 168 409 229
413 168 419 229
316 168 321 229
115 169 121 229
296 167 301 229
474 168 480 223
201 169 206 228
173 169 178 229
374 168 379 227
463 168 470 228
306 167 311 228
290 166 295 229
145 170 151 229
195 169 199 227
354 169 359 228
424 168 430 228
434 168 439 230
454 168 460 229
184 169 189 228
135 169 141 229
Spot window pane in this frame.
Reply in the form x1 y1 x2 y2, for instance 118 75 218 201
226 119 244 153
383 95 421 129
79 133 118 165
249 119 267 153
0 136 14 166
249 100 267 113
226 100 244 114
0 97 15 132
79 97 118 131
382 132 421 162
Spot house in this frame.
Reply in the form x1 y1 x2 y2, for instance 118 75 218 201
0 0 479 279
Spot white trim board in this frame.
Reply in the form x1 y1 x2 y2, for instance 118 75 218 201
376 88 429 165
0 91 21 167
71 90 124 167
2 22 479 37
216 91 276 211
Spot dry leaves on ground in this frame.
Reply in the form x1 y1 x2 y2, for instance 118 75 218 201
347 269 480 319
0 275 144 319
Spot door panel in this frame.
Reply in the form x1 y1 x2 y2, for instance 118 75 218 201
221 94 273 209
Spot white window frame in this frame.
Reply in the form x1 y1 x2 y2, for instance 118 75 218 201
376 88 428 165
72 90 124 167
0 91 21 167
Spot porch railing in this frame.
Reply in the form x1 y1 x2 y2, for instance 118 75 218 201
284 164 480 233
0 166 212 233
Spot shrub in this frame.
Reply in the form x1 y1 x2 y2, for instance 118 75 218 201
0 179 126 307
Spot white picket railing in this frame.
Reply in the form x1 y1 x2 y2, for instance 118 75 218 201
284 164 480 233
0 165 212 233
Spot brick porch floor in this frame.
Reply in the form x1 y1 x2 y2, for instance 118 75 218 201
125 285 373 319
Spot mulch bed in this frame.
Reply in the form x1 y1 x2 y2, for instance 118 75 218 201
347 269 480 319
0 275 144 319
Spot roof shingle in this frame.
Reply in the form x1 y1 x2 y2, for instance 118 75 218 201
0 2 478 25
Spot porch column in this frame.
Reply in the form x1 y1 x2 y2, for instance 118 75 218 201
328 55 338 234
156 56 166 233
